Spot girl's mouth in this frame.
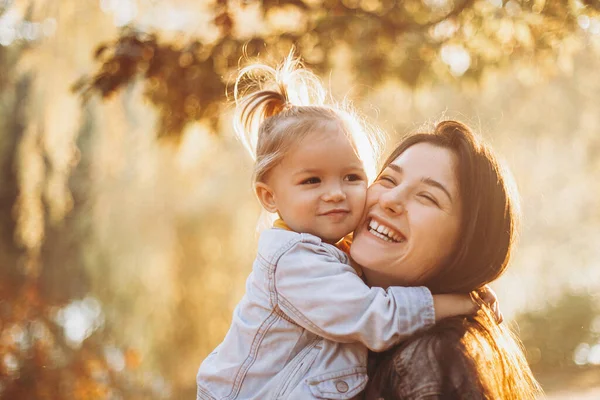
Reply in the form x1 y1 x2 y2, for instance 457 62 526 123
368 219 405 243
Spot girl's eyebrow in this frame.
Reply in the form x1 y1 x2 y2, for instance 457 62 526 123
294 168 320 175
295 163 364 176
386 164 453 203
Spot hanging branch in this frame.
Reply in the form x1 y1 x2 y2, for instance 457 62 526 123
74 0 597 141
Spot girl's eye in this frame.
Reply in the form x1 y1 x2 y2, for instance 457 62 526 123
344 174 365 182
301 177 321 185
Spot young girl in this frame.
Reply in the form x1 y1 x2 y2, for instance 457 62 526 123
196 56 477 400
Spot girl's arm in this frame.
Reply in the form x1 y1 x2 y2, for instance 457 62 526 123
274 240 473 352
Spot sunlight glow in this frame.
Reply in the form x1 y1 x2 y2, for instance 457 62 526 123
422 0 449 10
573 341 600 366
578 15 591 30
440 44 471 76
99 0 202 33
505 1 521 17
590 19 600 36
2 353 19 375
574 343 591 365
101 0 138 27
353 129 380 183
588 344 600 365
104 346 126 371
55 296 105 347
431 20 459 41
0 8 18 46
486 0 502 8
0 6 56 47
7 324 30 352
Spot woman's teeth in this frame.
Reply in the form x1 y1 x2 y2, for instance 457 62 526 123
368 220 404 243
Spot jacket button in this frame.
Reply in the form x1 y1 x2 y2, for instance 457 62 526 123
335 380 349 393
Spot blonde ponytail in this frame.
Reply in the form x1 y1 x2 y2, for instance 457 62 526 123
233 52 383 185
233 53 327 158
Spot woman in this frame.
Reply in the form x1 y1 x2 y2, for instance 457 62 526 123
350 120 542 399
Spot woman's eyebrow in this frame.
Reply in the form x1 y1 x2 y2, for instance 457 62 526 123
422 177 453 202
388 163 453 202
387 164 403 174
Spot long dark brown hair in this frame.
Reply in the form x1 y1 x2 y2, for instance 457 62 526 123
373 120 542 399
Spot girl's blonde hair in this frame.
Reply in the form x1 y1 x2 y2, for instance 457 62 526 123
233 53 383 184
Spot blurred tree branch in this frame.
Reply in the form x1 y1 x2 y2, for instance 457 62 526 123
75 0 598 140
0 30 158 400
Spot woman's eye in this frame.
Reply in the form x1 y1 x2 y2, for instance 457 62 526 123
301 177 321 185
419 194 439 206
377 175 396 185
344 174 364 182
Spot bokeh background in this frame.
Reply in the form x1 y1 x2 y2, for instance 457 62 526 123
1 0 600 399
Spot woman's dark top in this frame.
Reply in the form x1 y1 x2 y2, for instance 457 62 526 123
364 329 485 400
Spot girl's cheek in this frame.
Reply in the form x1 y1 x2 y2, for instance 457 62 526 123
366 186 383 203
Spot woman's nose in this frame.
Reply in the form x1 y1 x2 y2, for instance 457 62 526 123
322 184 346 202
379 189 405 214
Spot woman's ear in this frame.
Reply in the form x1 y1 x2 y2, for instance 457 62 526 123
255 182 278 213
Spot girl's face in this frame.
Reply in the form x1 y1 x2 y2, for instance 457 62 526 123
350 143 462 288
257 128 368 243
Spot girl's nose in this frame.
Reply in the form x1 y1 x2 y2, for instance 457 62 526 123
379 188 405 214
322 184 346 202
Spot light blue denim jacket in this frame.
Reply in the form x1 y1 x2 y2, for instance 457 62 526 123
196 228 435 400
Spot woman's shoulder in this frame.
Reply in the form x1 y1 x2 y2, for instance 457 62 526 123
394 319 477 376
390 329 449 376
366 319 483 399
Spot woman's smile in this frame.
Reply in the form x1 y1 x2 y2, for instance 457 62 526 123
350 143 461 288
366 218 405 243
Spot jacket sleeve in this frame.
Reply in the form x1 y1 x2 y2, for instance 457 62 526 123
274 239 435 352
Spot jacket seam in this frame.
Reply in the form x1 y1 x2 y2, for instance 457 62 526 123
270 337 322 399
308 366 367 383
196 385 217 400
266 237 304 308
270 238 347 335
222 310 281 400
274 304 298 325
277 294 323 334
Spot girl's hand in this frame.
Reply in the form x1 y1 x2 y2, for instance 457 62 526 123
472 285 503 324
432 285 502 324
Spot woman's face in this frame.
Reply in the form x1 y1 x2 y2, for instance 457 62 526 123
350 142 462 288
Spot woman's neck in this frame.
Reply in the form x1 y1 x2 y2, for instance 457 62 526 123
362 268 408 289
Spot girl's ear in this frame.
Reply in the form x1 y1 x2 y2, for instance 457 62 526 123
255 182 278 213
